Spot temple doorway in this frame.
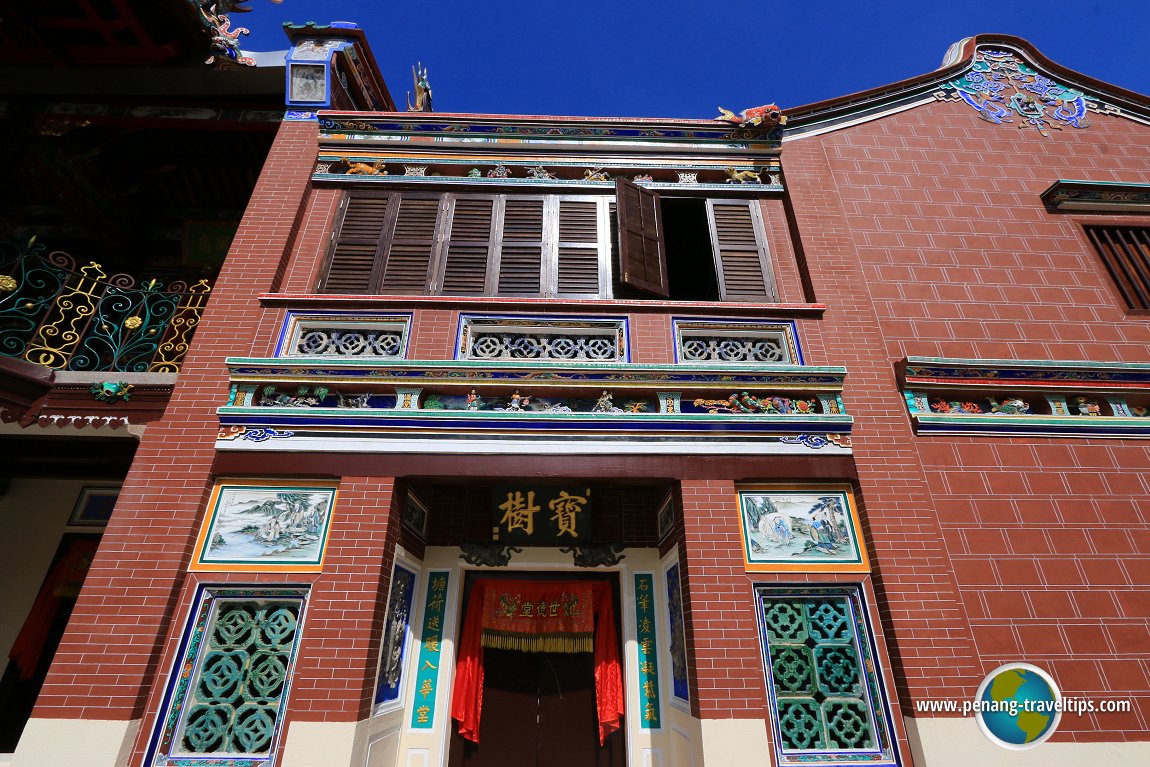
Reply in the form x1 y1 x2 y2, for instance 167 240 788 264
448 572 626 767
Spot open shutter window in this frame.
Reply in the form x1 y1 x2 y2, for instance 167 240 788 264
707 200 778 301
497 197 545 295
381 196 440 293
556 198 602 295
441 196 495 295
615 179 669 298
321 195 392 293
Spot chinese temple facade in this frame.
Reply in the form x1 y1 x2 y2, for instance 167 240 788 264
3 26 1150 767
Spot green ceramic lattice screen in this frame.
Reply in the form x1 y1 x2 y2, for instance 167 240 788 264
756 586 900 767
150 587 308 767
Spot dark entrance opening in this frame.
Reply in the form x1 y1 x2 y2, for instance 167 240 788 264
0 533 100 751
448 572 625 767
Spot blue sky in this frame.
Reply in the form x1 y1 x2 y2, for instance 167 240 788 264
238 1 1150 118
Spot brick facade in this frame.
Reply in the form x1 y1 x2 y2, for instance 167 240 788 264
14 33 1150 767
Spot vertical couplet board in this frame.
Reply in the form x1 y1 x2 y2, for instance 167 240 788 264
410 571 450 729
634 573 662 729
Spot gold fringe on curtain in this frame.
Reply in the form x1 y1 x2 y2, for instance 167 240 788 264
481 630 593 654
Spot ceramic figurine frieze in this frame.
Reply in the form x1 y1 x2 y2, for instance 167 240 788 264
525 166 556 180
899 358 1150 437
343 158 387 175
486 164 512 179
583 167 611 182
725 167 762 184
989 396 1030 415
930 399 983 414
1072 396 1102 416
465 388 483 410
338 392 372 408
693 393 819 415
258 385 329 407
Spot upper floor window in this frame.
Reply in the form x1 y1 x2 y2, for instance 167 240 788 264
319 181 779 302
1084 225 1150 313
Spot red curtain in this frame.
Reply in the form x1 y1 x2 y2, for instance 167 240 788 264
451 579 624 745
9 537 98 679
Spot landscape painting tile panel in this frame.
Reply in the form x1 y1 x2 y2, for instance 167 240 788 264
737 486 869 572
191 482 338 572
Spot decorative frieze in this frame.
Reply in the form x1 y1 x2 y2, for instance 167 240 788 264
218 358 853 454
900 357 1150 438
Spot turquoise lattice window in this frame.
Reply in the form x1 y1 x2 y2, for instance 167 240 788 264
150 587 308 767
756 586 900 767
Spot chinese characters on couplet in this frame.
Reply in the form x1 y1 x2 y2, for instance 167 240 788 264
492 486 592 543
634 573 662 729
410 571 450 730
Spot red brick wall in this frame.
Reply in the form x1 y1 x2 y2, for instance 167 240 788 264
799 98 1150 741
782 132 985 718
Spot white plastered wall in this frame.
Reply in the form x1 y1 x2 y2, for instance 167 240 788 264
905 717 1150 766
10 718 138 767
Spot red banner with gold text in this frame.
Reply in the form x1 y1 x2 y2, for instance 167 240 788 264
480 581 595 653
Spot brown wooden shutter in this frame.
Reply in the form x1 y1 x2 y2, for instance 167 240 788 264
496 197 545 295
380 196 440 293
615 179 669 298
320 194 393 293
440 196 495 295
1085 225 1150 312
707 200 777 301
556 198 601 295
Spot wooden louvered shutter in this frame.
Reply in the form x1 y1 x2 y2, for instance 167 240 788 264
615 179 669 297
707 200 777 301
1085 225 1150 312
321 194 393 293
555 198 603 295
381 195 441 293
440 196 495 295
496 197 545 295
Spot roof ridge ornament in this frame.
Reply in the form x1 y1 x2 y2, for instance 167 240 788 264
407 62 433 112
938 48 1093 136
715 104 786 129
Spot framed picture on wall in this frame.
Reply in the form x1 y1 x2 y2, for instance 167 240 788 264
69 485 121 526
190 480 338 572
656 491 676 542
402 490 429 539
737 485 869 573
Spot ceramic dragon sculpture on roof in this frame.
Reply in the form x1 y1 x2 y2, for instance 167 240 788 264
716 103 787 129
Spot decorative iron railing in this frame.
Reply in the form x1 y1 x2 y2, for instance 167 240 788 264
0 237 211 373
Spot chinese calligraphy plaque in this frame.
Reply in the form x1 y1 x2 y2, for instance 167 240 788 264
491 486 593 544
